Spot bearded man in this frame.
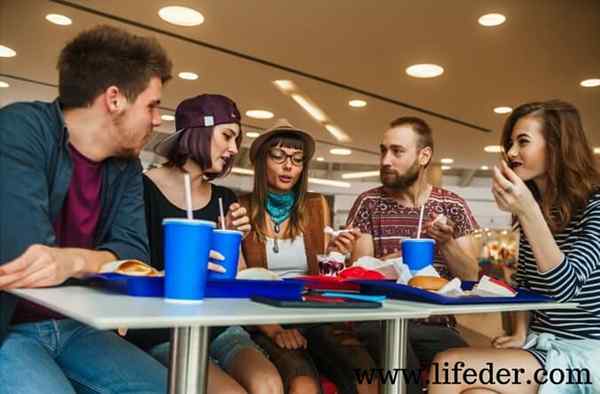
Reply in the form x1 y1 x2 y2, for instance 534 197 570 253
347 116 480 394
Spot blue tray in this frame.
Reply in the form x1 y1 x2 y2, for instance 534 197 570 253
93 274 303 300
356 280 553 305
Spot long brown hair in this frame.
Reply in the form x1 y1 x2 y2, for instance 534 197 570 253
163 125 242 180
501 100 600 232
250 134 309 241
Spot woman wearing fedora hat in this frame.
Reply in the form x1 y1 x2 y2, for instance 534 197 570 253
239 119 378 394
126 94 283 394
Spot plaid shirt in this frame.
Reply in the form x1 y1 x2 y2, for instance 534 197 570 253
347 186 479 280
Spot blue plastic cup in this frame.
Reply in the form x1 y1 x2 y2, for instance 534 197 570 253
163 218 215 303
401 238 436 272
207 229 243 281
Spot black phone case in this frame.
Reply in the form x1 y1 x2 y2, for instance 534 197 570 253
251 296 382 309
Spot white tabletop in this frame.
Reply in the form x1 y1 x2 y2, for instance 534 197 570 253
386 299 579 315
9 287 429 330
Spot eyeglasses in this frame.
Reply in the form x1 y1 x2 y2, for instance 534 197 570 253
268 147 304 166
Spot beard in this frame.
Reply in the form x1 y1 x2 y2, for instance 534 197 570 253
380 159 421 191
113 112 151 159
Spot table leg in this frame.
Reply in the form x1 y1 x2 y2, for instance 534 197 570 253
168 326 209 394
382 319 408 394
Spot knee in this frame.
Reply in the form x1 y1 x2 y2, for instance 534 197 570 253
431 347 468 369
288 375 319 394
246 369 283 394
429 348 469 392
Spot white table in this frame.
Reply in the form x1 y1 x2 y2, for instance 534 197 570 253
383 298 578 390
9 287 429 394
386 299 579 315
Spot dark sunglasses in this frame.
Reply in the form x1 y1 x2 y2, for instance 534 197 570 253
268 147 305 166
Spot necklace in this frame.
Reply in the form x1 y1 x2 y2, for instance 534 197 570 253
272 219 281 253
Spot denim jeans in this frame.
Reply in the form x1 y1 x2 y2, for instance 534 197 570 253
0 319 167 394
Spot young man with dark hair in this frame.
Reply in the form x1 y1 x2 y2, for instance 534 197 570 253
347 117 480 394
0 25 172 393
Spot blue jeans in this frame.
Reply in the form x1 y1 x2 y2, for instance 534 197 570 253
0 319 167 394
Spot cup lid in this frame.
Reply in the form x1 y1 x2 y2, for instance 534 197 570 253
404 238 436 243
162 218 216 227
213 229 244 235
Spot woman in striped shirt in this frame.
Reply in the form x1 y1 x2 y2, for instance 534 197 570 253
429 100 600 394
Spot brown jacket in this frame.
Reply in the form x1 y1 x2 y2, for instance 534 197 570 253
239 193 330 275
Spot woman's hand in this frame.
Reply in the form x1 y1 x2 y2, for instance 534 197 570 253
221 203 251 237
491 332 527 349
326 225 362 255
271 328 308 350
491 161 538 217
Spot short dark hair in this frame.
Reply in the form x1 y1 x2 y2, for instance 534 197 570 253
57 25 172 109
164 126 242 180
389 116 434 153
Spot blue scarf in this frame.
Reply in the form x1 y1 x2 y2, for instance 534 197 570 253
266 191 296 225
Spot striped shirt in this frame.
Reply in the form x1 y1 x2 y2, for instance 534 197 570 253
515 191 600 340
346 186 479 279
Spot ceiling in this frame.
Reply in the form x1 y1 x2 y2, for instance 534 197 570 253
1 0 599 173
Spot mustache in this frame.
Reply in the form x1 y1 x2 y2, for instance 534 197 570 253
380 167 397 175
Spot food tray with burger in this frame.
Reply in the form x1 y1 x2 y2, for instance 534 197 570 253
92 260 304 300
356 275 553 305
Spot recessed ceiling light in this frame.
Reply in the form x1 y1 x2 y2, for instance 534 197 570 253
316 157 325 162
481 165 490 170
484 145 503 153
0 81 9 88
291 94 327 123
178 72 198 80
245 110 274 119
158 6 204 26
273 80 296 92
594 147 600 155
342 171 380 180
324 124 351 143
478 13 506 27
405 64 444 78
45 14 72 26
246 132 260 138
441 165 452 171
0 45 16 57
348 99 367 108
440 158 454 164
330 148 352 156
161 114 175 121
580 79 600 88
494 106 512 114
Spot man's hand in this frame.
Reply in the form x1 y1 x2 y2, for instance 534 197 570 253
425 217 456 246
0 244 82 289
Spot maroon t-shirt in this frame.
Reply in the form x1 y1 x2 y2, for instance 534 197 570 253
12 144 104 324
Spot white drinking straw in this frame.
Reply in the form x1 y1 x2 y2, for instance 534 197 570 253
218 197 226 229
416 203 425 239
183 173 193 220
